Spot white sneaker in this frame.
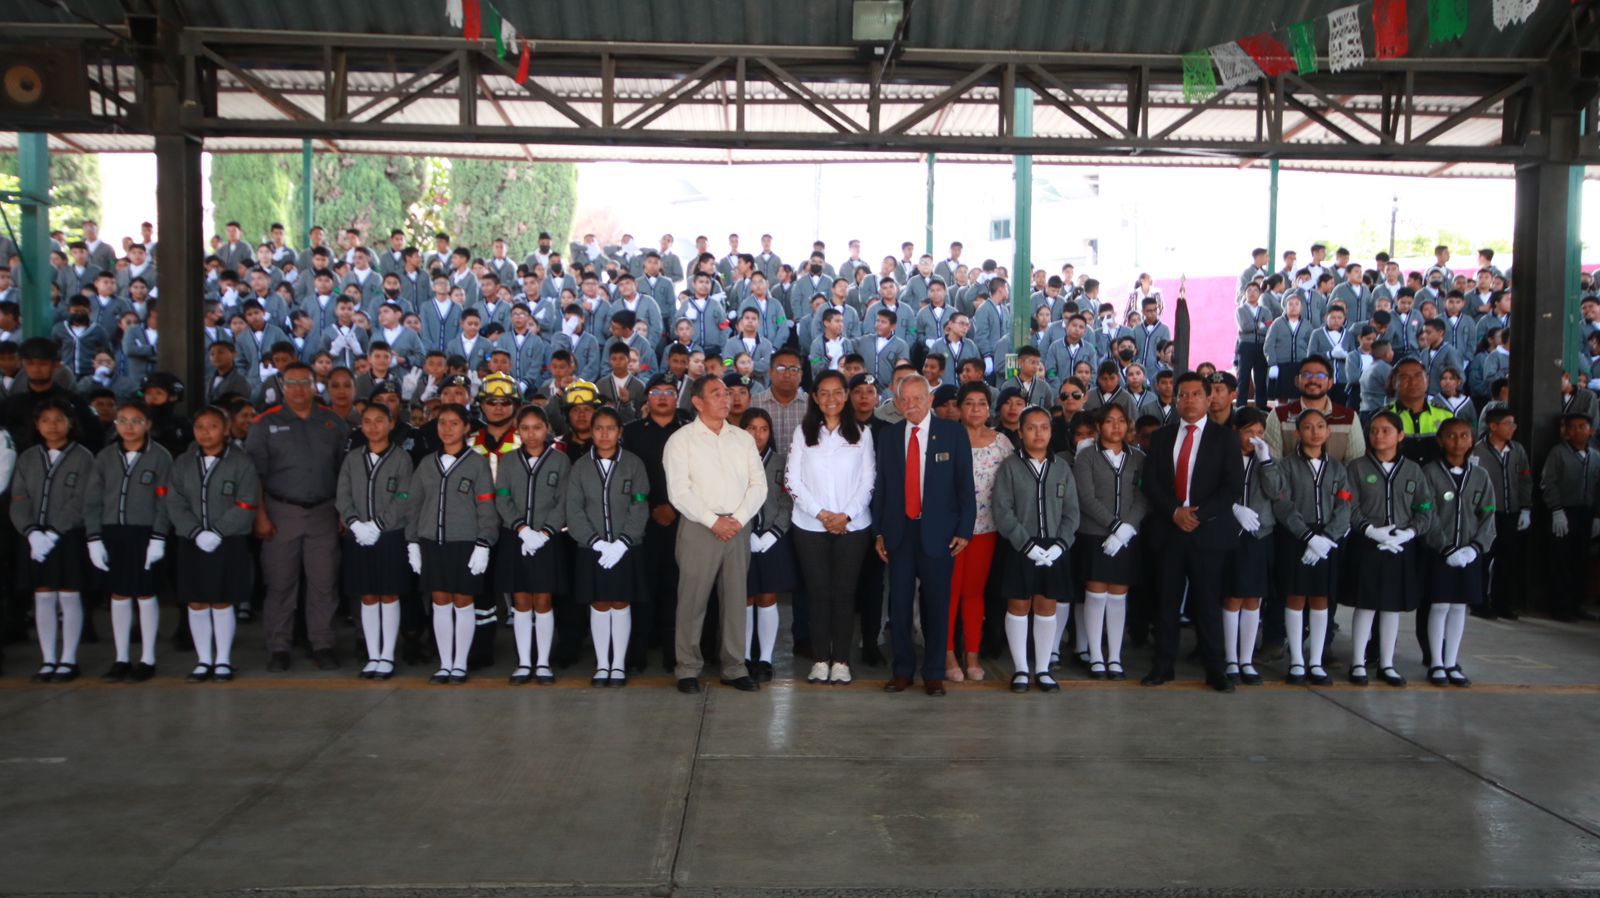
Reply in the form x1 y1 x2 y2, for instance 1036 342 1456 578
806 661 830 684
829 662 852 685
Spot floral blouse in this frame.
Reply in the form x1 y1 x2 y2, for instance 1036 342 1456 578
970 435 1013 535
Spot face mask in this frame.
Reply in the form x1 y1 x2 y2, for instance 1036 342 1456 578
95 365 112 378
809 264 823 276
550 264 563 276
384 288 400 299
1118 348 1135 362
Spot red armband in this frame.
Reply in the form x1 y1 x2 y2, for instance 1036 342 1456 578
476 492 495 502
1334 489 1352 503
154 486 167 498
235 500 257 510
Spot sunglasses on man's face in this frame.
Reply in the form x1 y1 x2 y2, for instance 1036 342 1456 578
1060 391 1084 400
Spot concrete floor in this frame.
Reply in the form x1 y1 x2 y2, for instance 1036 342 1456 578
3 606 1600 898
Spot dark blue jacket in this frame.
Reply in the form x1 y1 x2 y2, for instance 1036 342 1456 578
871 415 976 556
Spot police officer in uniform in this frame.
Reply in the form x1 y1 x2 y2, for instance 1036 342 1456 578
245 361 351 671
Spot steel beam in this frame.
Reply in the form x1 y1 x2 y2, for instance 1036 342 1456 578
16 133 51 340
1509 161 1574 478
1011 88 1033 370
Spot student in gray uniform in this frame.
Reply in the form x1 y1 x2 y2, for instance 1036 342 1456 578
855 308 909 388
1073 403 1147 681
1271 408 1352 686
1084 360 1136 421
9 398 96 683
1224 409 1284 686
1264 294 1312 402
1540 413 1600 621
992 406 1080 694
741 406 798 682
84 399 173 682
1471 407 1533 619
1420 418 1497 687
407 403 498 684
495 406 570 685
564 406 650 688
337 404 416 681
1346 411 1433 687
166 406 260 683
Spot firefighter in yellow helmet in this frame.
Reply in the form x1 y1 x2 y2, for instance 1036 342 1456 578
554 379 603 460
468 373 524 475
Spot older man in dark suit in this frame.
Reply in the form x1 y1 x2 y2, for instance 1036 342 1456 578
872 374 976 696
1142 371 1245 692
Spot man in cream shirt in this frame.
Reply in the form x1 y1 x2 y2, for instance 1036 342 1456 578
663 374 768 693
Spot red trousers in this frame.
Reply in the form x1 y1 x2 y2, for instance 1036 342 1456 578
948 532 997 653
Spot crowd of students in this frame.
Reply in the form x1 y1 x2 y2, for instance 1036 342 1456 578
0 223 1596 692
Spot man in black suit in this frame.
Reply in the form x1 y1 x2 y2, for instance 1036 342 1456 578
872 375 976 696
1141 371 1244 692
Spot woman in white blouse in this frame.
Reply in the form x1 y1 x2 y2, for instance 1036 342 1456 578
785 370 877 686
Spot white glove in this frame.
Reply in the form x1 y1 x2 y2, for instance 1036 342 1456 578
925 338 938 349
519 528 548 556
1552 509 1569 538
1233 503 1261 533
1025 544 1050 565
749 531 768 553
259 362 278 380
87 538 110 571
1112 523 1136 544
1040 544 1064 566
1364 524 1395 543
350 520 381 546
1307 534 1337 561
1300 546 1321 565
408 542 423 574
1268 365 1280 379
1250 436 1271 463
1389 527 1415 547
1101 533 1126 557
1330 345 1349 360
1588 377 1600 390
984 357 994 376
1076 437 1095 454
195 530 223 553
597 540 627 569
144 539 165 570
1377 540 1404 555
1446 546 1478 568
1517 509 1531 532
467 544 490 576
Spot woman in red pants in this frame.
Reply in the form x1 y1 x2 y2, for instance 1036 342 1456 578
947 381 1010 682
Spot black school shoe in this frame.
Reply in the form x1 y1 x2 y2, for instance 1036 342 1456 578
131 662 157 682
102 661 132 683
50 663 80 683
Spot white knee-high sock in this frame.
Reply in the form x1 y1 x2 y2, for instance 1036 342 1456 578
360 603 382 662
1073 607 1090 656
611 607 632 669
189 607 214 666
1284 608 1304 667
1221 608 1240 666
431 604 454 669
451 606 473 671
56 592 82 665
137 598 159 665
111 598 134 663
534 610 554 667
1442 603 1468 668
1378 611 1401 669
379 602 400 662
1005 613 1030 676
744 605 755 660
212 607 236 666
34 592 59 664
1238 607 1260 667
1032 614 1057 675
590 607 612 671
1083 592 1109 665
513 609 533 667
1350 609 1375 669
1306 608 1328 669
1104 596 1127 665
757 604 779 664
1427 603 1449 669
1053 604 1071 658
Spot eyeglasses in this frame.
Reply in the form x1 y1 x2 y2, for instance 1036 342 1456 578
481 398 514 407
772 365 799 374
1300 372 1330 381
1060 392 1084 400
284 378 314 386
648 388 677 398
113 417 148 427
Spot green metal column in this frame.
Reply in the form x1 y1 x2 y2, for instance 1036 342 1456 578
924 152 935 257
1267 159 1279 273
301 138 314 248
1011 88 1034 368
1563 164 1584 376
17 133 51 339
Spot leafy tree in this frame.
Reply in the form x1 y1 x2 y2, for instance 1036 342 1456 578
0 152 102 235
296 154 428 248
210 153 294 242
442 159 576 256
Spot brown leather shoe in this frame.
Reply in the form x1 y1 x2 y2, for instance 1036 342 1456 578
924 680 947 696
883 676 913 693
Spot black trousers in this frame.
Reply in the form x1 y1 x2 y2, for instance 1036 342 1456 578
793 528 871 663
1488 511 1523 616
854 548 885 657
1236 342 1268 409
1153 535 1226 679
1548 505 1594 619
639 516 679 668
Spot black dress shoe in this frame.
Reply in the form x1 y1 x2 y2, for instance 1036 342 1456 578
1140 670 1170 687
509 666 533 685
534 665 555 685
131 662 156 682
1380 666 1407 687
608 668 627 688
677 677 701 694
884 676 913 693
754 660 774 682
1034 673 1060 693
1208 675 1235 693
720 676 759 692
1239 666 1263 686
212 663 235 683
1348 666 1370 686
375 660 396 681
50 663 79 683
923 680 946 696
102 661 131 683
1285 665 1306 685
1446 665 1472 687
429 669 450 685
1307 667 1332 687
30 664 57 683
448 668 468 684
186 664 213 683
1010 672 1031 693
312 649 339 670
267 652 291 672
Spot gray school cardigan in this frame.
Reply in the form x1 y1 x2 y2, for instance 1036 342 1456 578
166 445 261 539
336 443 416 532
406 450 500 547
1271 451 1353 543
8 442 96 536
1469 437 1533 516
1346 455 1434 533
1238 454 1286 537
1073 444 1148 537
1420 460 1498 556
564 448 651 548
83 439 174 538
494 446 571 535
991 452 1081 553
751 446 793 537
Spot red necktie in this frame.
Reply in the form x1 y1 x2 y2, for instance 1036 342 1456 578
1174 423 1196 505
905 424 922 519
